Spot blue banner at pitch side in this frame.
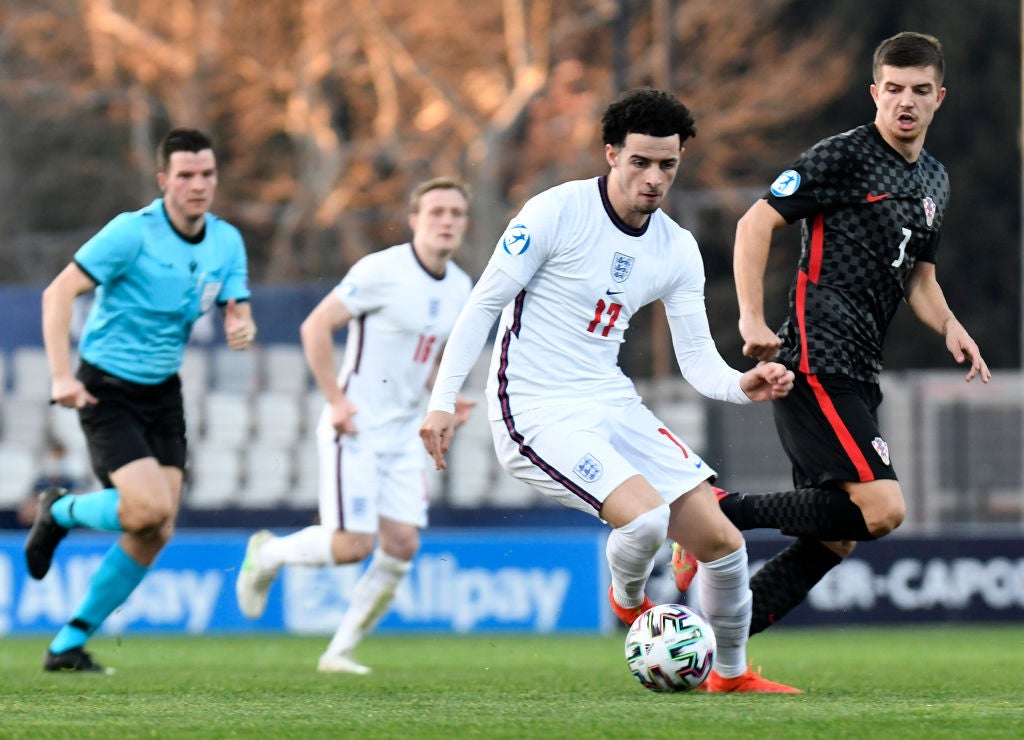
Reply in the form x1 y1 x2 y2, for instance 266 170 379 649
3 530 1024 636
741 535 1024 626
0 529 608 636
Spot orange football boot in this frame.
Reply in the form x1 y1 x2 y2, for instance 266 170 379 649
608 586 654 626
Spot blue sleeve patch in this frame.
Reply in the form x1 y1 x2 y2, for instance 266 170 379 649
769 169 801 197
501 223 531 255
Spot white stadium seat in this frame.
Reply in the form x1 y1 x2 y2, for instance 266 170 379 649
203 391 252 446
0 396 50 449
253 392 303 446
179 347 212 397
264 344 310 394
210 345 261 393
187 445 242 509
0 443 36 507
11 346 51 400
239 444 294 508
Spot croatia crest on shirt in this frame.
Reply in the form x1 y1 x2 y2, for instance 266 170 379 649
871 437 890 465
922 196 936 227
611 252 634 283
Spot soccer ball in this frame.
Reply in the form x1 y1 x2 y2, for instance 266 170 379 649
624 603 716 692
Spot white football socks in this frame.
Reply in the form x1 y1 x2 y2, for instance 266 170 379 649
606 504 669 608
697 545 752 679
325 548 411 657
259 525 334 570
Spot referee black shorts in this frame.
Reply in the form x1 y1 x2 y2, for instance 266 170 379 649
76 360 187 487
772 371 897 489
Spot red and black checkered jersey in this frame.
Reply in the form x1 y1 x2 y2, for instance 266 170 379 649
764 123 948 382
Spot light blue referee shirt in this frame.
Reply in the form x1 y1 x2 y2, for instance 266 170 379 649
74 198 251 384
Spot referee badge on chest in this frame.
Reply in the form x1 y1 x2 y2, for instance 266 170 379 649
611 252 635 283
922 196 936 227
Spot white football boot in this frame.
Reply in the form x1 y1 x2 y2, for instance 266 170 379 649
235 529 280 619
317 652 371 675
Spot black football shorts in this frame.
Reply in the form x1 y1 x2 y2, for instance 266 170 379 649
76 360 187 486
772 371 897 489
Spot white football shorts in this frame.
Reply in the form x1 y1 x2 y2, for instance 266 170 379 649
489 395 715 519
316 409 429 533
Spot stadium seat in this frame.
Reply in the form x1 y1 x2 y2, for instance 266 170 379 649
289 443 320 509
0 443 36 508
210 345 262 393
487 474 541 508
0 396 50 449
445 411 497 508
187 445 243 509
253 392 303 446
264 344 310 394
11 346 51 400
203 391 253 446
183 394 205 443
179 347 212 397
48 404 86 452
303 391 327 442
240 444 294 508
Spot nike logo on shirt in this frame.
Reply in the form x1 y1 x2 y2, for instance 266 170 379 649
606 289 624 296
866 192 891 203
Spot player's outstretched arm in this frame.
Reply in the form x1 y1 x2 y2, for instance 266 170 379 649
42 263 99 409
942 318 991 383
453 394 477 429
734 200 786 362
224 298 257 350
905 261 991 383
420 410 456 470
738 361 794 402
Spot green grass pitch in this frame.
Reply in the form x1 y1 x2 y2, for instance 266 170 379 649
2 626 1022 738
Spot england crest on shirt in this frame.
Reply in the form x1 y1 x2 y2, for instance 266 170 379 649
922 196 936 227
573 453 604 483
611 252 635 283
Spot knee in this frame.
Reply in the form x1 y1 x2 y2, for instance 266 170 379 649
119 497 175 536
332 531 376 563
623 504 671 551
863 498 905 538
381 529 420 562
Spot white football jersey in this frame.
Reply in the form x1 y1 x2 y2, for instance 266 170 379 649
484 176 707 419
333 243 472 439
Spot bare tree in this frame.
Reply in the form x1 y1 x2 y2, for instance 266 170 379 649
3 0 851 288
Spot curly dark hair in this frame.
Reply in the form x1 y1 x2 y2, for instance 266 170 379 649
601 88 697 148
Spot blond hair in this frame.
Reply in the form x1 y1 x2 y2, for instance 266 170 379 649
408 176 471 213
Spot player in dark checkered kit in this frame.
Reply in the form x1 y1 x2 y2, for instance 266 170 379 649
671 32 991 632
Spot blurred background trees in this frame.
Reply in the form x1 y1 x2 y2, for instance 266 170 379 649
0 0 1019 371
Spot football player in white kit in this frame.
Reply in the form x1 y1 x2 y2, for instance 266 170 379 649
420 90 800 693
236 177 475 675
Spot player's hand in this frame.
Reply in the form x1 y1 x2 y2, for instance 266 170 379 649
329 395 358 435
419 410 456 470
944 319 991 383
738 316 782 362
739 361 794 402
225 298 257 350
50 376 98 409
453 394 477 429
